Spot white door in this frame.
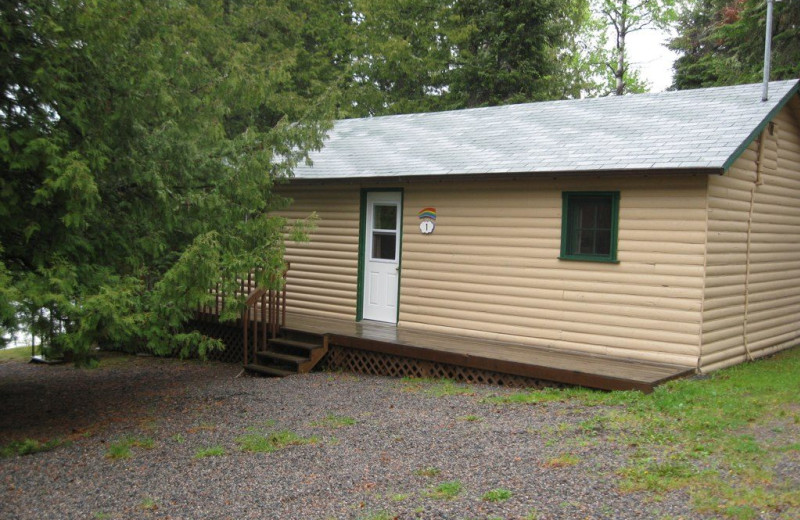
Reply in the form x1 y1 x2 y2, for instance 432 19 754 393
362 191 402 323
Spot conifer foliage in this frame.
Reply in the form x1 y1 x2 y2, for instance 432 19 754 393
670 0 800 89
1 1 332 359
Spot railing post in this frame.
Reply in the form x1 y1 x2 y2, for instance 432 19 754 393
260 291 267 351
242 308 249 366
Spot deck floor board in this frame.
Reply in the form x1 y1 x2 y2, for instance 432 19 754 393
283 313 694 392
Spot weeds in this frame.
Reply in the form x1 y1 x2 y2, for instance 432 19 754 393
236 430 318 453
194 445 225 458
401 377 473 397
139 497 157 511
413 466 441 477
424 480 463 500
482 488 513 502
105 436 154 459
543 453 580 468
311 414 357 428
0 438 66 457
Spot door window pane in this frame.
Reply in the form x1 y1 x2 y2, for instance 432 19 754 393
372 232 396 260
373 205 397 230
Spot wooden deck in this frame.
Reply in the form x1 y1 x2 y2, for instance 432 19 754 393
282 313 694 393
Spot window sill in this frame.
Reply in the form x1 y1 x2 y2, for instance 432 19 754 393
558 256 620 264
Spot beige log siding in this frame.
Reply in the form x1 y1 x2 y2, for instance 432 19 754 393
400 175 707 366
279 184 360 320
702 98 800 371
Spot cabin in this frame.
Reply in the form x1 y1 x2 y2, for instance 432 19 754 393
203 80 800 392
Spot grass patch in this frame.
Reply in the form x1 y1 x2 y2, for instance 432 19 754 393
502 346 800 518
0 346 31 363
236 430 318 453
311 414 357 428
401 377 473 397
543 453 580 468
0 438 66 457
413 466 441 477
105 436 155 459
390 493 409 502
139 497 157 511
424 480 463 500
482 488 513 502
460 415 482 422
194 445 225 458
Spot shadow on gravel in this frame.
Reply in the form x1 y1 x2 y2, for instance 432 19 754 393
0 352 237 443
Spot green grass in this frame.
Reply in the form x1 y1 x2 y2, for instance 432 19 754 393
105 436 155 459
139 497 157 511
482 488 513 502
390 493 409 502
0 438 66 457
105 442 132 460
543 453 580 468
194 445 225 458
236 430 319 453
0 346 31 363
424 480 463 500
487 346 800 519
401 377 474 397
413 466 441 477
311 414 357 428
460 415 482 422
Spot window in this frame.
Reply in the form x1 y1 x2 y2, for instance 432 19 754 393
371 204 398 260
560 192 619 262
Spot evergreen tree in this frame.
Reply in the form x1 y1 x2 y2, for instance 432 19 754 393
448 0 592 106
671 0 800 89
1 0 335 360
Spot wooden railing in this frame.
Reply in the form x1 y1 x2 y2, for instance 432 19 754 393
242 264 289 366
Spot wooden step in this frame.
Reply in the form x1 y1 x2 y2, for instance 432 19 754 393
256 351 308 365
244 364 294 377
268 338 324 353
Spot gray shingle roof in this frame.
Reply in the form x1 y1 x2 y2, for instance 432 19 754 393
293 80 800 180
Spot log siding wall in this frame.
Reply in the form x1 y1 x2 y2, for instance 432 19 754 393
400 176 706 367
280 175 707 366
279 184 360 320
702 98 800 371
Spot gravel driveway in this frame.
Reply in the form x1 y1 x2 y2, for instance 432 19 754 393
0 352 701 519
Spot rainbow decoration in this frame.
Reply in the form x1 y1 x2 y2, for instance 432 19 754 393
418 207 437 220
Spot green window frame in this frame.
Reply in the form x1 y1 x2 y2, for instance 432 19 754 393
559 191 620 263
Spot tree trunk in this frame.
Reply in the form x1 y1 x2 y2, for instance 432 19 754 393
615 0 628 95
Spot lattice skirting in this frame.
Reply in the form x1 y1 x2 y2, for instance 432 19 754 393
185 319 243 364
323 344 560 389
102 320 242 363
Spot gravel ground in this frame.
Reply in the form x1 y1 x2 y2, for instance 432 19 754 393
1 352 708 519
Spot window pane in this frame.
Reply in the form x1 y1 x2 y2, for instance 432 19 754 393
373 205 397 230
577 230 595 254
580 204 597 228
595 230 611 255
372 232 396 260
596 202 612 228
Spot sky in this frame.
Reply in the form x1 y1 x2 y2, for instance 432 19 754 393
627 27 680 92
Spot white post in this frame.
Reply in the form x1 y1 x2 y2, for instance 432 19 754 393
762 0 774 101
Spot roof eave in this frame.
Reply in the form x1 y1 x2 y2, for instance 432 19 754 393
287 167 723 185
721 80 800 173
